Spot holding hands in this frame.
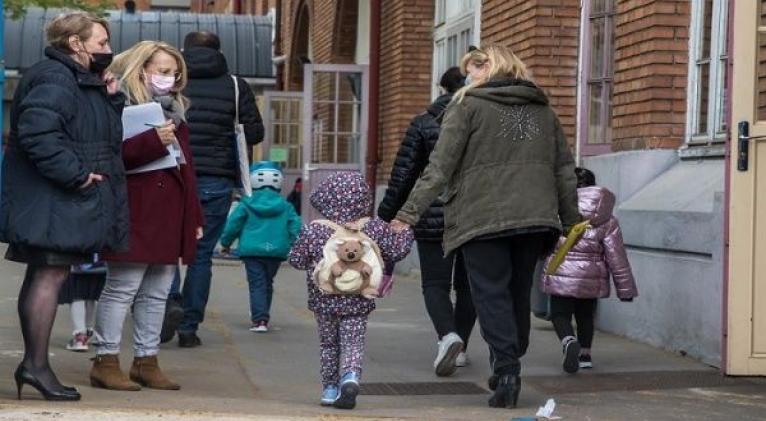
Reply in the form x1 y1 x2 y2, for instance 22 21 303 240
390 219 411 234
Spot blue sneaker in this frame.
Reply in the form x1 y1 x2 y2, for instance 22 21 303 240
320 384 339 406
334 372 360 409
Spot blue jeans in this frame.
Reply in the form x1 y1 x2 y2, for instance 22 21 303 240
242 257 282 323
177 176 236 334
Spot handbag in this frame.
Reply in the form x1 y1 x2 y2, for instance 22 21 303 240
231 75 252 196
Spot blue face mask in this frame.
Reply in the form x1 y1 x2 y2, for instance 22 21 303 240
465 75 473 86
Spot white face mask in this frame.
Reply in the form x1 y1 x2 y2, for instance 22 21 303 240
465 75 473 86
149 74 176 96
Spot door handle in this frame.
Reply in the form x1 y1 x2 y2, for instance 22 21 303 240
736 121 766 171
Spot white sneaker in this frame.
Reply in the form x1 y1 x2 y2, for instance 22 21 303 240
65 332 89 352
434 333 463 377
249 321 269 333
455 352 469 367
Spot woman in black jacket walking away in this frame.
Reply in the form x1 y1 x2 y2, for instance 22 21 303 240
378 67 476 378
0 12 128 401
392 46 580 409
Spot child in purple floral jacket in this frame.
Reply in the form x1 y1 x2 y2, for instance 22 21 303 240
288 172 414 410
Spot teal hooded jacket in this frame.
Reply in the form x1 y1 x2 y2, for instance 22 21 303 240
220 188 302 259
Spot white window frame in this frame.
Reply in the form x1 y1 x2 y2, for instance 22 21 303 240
431 0 480 99
685 0 729 145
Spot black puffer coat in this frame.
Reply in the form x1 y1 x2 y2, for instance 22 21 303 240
0 47 130 253
377 94 452 241
183 47 264 179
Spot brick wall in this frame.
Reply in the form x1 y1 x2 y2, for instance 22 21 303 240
376 0 434 183
612 0 690 151
481 0 580 145
280 0 347 90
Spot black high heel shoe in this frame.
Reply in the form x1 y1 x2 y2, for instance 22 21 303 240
14 365 81 401
487 374 520 409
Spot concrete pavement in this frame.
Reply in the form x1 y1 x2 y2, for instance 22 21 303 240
0 250 764 420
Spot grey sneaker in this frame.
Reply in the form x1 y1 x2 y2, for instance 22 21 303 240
562 337 580 374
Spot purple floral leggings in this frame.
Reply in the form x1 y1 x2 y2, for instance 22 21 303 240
315 313 368 387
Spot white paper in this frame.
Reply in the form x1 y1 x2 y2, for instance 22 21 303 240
535 398 561 420
121 103 179 174
122 102 166 140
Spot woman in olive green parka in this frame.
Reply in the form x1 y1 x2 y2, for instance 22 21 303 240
392 45 580 410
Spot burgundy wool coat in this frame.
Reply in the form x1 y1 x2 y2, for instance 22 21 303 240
102 122 204 265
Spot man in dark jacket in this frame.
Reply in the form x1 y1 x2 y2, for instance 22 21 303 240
377 68 476 377
167 31 264 348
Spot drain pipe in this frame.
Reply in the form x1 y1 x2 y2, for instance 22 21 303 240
366 0 381 199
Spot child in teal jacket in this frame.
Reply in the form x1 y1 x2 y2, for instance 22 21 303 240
220 162 302 332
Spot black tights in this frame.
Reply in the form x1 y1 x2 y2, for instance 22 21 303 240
549 295 597 349
17 265 70 390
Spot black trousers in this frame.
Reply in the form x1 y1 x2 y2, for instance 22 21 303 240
549 295 597 349
460 233 548 376
417 241 476 348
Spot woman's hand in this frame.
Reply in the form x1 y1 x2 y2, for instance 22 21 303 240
79 173 104 189
196 227 204 240
155 120 177 146
102 71 120 95
390 219 411 233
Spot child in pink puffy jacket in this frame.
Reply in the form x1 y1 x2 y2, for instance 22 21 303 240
542 167 638 373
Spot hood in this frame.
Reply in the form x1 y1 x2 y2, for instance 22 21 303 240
465 78 549 106
427 94 453 119
578 186 615 226
242 188 287 217
183 47 229 79
310 172 372 223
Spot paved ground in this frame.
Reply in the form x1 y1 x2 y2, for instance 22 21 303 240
0 250 765 420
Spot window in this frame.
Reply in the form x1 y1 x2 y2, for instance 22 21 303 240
435 0 446 25
432 0 479 98
579 0 615 156
687 0 729 144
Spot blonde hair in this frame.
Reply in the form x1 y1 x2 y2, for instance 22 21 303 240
110 41 189 109
46 12 110 53
453 45 530 103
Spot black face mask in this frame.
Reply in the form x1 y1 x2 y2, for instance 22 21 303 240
89 52 113 74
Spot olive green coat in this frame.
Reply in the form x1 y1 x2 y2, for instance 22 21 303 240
395 80 580 256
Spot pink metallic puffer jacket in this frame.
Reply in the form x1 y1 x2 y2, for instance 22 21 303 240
542 186 638 299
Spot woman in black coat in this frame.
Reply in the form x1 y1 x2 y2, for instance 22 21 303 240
0 12 128 401
378 68 476 377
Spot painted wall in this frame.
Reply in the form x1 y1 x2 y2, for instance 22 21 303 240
583 152 725 367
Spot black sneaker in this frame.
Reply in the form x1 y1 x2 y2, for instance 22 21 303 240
178 332 202 348
160 298 184 344
579 354 593 369
562 338 580 374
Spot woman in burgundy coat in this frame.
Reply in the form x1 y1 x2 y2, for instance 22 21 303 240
90 41 204 392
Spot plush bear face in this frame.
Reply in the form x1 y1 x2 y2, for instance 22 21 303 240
335 239 367 262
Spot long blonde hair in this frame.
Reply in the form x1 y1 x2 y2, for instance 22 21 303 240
453 45 530 103
110 40 189 109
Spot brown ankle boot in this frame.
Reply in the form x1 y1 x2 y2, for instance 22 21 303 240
90 354 141 391
130 356 180 390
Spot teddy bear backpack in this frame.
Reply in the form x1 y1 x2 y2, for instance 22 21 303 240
312 218 384 298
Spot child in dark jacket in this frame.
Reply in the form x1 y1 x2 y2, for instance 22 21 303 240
289 172 414 410
220 162 302 332
542 167 638 373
